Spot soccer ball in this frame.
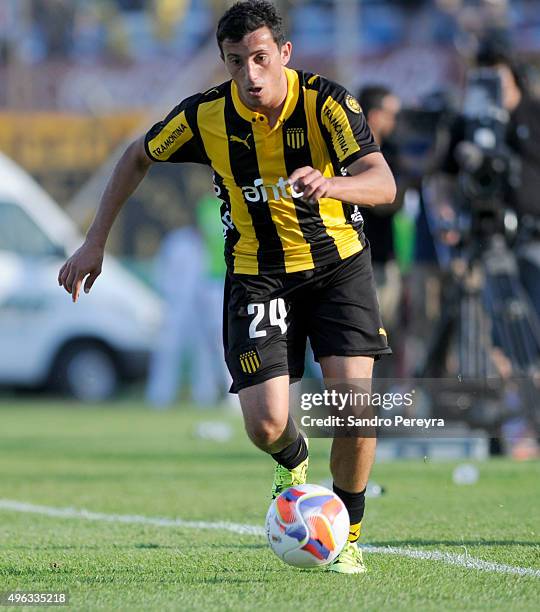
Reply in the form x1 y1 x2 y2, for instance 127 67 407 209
265 484 349 568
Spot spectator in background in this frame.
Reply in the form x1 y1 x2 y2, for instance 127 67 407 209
146 196 232 409
358 85 402 370
195 193 233 403
145 225 208 408
32 0 75 59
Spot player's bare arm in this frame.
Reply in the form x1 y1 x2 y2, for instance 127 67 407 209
58 136 153 302
288 152 396 207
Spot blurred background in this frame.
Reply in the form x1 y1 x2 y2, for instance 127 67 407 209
1 0 540 460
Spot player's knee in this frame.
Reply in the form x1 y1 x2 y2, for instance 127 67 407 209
245 418 287 450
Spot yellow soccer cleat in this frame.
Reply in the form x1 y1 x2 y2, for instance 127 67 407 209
328 541 367 574
271 440 309 499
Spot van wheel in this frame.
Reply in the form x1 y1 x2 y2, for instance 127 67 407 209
55 342 119 402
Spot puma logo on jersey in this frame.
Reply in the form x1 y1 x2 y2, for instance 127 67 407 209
230 133 252 150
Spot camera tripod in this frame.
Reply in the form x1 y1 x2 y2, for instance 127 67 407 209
419 233 540 378
417 230 540 437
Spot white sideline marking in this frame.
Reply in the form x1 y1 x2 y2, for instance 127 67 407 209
362 545 540 578
0 499 264 537
1 499 539 578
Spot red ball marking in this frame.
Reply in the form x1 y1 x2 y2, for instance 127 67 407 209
321 498 343 524
276 496 297 523
308 515 335 552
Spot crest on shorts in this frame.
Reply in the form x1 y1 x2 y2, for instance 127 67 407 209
286 127 305 149
345 95 362 114
239 348 262 374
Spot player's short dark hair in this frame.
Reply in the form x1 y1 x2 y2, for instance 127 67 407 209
216 1 286 55
357 85 393 116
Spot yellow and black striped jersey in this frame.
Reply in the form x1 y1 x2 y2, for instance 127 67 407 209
144 67 380 275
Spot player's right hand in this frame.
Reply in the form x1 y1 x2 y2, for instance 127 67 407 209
57 240 104 303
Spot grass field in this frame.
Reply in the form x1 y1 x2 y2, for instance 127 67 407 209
0 401 539 611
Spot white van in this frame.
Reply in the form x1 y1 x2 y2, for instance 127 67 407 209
0 152 162 401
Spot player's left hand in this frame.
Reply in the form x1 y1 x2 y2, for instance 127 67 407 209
288 167 331 204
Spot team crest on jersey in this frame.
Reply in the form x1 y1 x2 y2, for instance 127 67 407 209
286 127 305 149
345 94 362 114
239 348 262 374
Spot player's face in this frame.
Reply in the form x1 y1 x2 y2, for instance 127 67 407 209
221 26 292 110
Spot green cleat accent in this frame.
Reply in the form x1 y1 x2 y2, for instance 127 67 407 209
271 439 309 499
328 541 366 574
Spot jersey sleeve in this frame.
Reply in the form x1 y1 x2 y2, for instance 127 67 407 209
317 80 380 170
144 93 207 164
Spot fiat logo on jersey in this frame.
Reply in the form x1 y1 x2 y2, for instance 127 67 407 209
286 127 305 149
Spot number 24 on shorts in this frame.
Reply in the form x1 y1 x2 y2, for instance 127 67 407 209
248 298 288 338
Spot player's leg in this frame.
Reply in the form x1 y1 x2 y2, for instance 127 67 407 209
224 272 308 497
307 248 390 573
239 374 294 453
239 375 308 498
321 354 375 572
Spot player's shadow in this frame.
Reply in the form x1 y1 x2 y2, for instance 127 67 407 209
367 539 540 547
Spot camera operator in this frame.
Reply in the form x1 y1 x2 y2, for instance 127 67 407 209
423 45 540 456
439 45 540 321
475 45 540 321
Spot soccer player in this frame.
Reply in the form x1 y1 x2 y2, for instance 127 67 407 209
58 0 396 574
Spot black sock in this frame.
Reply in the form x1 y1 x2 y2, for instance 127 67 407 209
333 483 366 542
271 434 308 470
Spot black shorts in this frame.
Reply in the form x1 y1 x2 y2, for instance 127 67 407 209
223 246 391 393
